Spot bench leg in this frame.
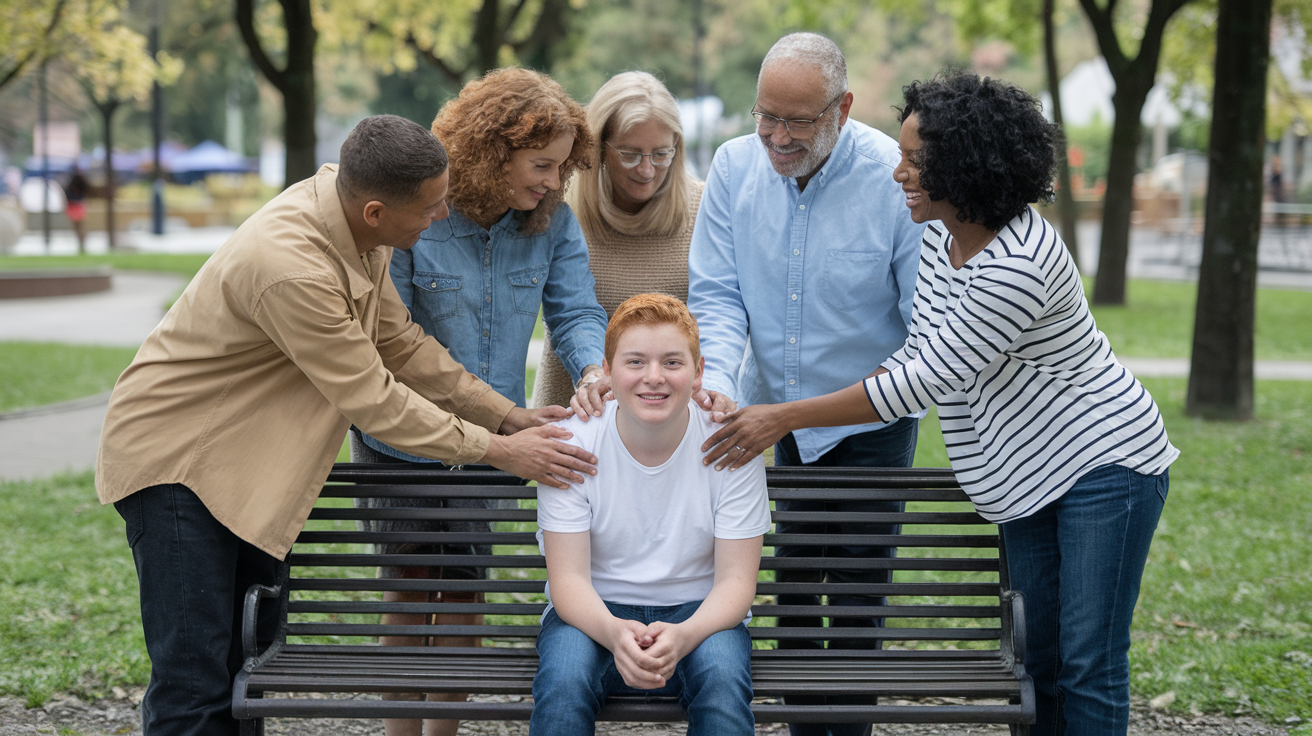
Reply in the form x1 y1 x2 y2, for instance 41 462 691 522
1010 723 1029 736
239 717 264 736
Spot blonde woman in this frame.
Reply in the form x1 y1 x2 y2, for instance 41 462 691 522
532 71 707 408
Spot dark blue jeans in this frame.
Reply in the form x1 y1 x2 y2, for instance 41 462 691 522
115 484 280 736
1001 464 1168 736
531 601 754 736
772 419 919 736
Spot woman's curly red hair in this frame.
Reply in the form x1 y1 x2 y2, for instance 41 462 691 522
431 67 593 234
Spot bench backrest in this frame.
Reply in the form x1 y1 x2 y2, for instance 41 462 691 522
279 464 1007 655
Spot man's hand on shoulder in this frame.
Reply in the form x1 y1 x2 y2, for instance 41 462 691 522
498 405 572 434
480 426 596 489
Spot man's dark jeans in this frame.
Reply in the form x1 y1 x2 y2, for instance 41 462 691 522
115 484 279 736
772 418 920 736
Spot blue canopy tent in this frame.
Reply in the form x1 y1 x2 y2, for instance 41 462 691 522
169 141 255 184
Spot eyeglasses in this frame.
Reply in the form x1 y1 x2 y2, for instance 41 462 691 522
605 142 676 168
752 93 845 135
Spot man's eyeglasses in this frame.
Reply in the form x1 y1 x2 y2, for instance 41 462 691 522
606 142 677 168
752 93 845 135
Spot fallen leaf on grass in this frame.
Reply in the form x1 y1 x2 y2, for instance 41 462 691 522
1149 691 1176 709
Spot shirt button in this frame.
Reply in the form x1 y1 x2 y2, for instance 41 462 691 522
485 296 492 303
483 330 490 337
791 293 798 301
799 204 806 210
793 249 800 256
429 281 437 288
789 379 796 385
789 337 796 344
531 277 538 284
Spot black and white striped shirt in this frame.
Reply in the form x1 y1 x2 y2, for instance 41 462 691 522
863 207 1178 523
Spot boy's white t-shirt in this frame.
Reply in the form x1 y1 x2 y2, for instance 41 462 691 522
536 400 771 611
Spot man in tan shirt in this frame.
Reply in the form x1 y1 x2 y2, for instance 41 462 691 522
96 115 597 736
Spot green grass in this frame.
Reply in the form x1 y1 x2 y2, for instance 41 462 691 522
0 342 138 412
0 253 213 280
1087 278 1312 361
0 471 150 706
1128 377 1312 722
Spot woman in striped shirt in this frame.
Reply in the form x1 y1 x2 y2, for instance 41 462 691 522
702 71 1178 736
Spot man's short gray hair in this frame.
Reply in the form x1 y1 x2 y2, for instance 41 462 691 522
759 32 848 101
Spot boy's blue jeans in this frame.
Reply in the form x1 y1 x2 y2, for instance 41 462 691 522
530 600 755 736
1001 464 1169 736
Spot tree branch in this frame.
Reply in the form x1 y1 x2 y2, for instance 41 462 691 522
501 0 533 39
0 0 69 92
235 0 287 92
406 33 467 86
1078 0 1129 78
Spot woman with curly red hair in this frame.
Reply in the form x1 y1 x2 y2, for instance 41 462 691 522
350 67 608 736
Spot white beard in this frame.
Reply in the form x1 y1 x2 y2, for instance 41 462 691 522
760 116 842 179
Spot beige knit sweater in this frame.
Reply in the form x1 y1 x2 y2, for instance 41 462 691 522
532 180 705 408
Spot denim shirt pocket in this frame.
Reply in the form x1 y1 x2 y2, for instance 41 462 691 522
507 265 550 316
821 250 890 311
411 272 463 322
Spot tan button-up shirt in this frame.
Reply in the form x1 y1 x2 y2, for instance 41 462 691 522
96 165 515 558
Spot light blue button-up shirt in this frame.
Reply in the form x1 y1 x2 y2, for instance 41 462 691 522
688 120 925 463
362 205 607 462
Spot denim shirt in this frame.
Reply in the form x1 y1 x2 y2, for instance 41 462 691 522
362 205 607 462
687 120 925 463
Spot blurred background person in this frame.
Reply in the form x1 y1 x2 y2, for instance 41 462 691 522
351 67 607 736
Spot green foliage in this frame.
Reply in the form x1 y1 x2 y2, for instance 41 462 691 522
1065 113 1113 186
0 342 138 413
1129 377 1312 722
0 471 151 706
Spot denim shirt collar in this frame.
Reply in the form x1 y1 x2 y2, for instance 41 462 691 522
423 207 532 242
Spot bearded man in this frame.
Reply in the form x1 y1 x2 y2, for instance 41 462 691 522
686 32 926 736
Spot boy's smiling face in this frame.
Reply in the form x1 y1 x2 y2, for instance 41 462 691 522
605 322 703 427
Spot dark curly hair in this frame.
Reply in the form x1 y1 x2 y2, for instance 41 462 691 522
898 71 1058 232
432 67 593 234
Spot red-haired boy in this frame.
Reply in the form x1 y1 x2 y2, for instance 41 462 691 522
530 293 770 735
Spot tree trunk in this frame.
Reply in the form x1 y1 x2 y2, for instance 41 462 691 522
236 0 317 188
1092 82 1151 305
1044 0 1080 266
1078 0 1194 306
100 100 119 251
281 0 317 186
1185 0 1271 420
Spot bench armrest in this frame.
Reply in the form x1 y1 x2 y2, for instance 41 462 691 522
242 581 284 663
1000 589 1027 668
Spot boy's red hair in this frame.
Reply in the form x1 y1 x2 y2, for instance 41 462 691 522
604 294 700 365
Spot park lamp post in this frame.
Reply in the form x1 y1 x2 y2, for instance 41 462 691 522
150 0 165 236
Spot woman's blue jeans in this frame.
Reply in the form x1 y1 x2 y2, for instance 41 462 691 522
530 600 754 736
1000 464 1169 736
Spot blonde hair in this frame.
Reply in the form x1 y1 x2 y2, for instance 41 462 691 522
432 68 592 234
568 71 693 241
605 293 700 365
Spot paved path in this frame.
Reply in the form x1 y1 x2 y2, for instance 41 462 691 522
0 270 184 347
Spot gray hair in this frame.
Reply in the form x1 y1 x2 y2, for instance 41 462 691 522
759 32 848 101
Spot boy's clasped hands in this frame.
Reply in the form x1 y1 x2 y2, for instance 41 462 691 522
606 617 698 688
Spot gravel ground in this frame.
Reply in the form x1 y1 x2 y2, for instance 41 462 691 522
0 690 1295 736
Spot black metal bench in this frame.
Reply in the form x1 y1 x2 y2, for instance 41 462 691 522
233 464 1033 733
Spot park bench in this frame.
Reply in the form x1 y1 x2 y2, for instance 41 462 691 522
232 464 1034 734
